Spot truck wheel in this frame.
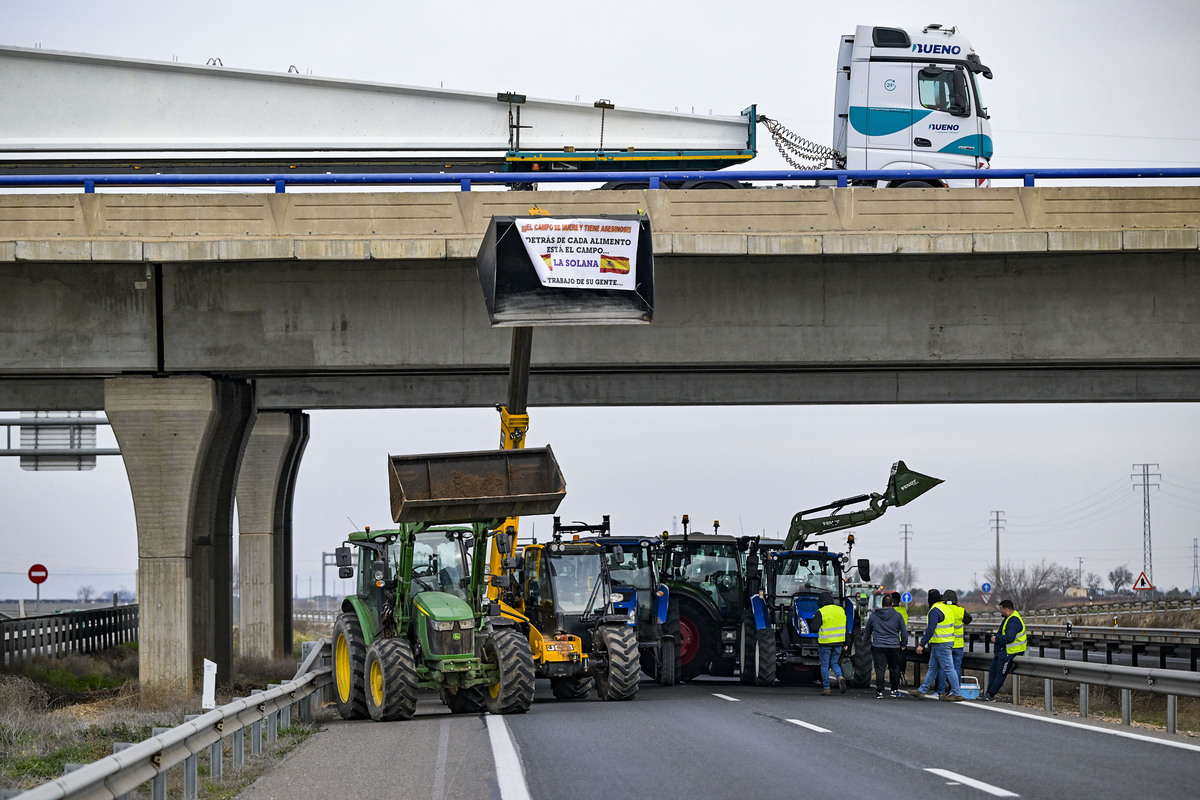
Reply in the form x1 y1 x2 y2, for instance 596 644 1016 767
441 685 487 714
739 618 776 686
852 629 874 688
365 638 418 721
677 600 714 682
551 674 593 699
482 627 535 714
332 613 368 720
594 625 640 701
658 637 677 686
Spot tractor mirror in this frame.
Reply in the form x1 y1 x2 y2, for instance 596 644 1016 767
612 545 625 564
528 579 540 596
496 533 512 555
672 551 686 569
857 559 871 582
338 566 354 579
334 546 353 567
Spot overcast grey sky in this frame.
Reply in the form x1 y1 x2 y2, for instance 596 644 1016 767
2 1 1199 601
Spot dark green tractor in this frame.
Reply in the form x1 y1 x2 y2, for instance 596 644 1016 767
331 447 566 721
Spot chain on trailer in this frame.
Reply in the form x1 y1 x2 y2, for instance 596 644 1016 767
759 115 846 170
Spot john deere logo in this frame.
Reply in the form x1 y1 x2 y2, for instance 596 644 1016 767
452 633 461 641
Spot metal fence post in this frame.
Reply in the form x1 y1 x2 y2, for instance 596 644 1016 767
1044 679 1054 712
151 727 170 800
1167 695 1178 735
183 715 200 799
232 698 246 769
1012 674 1021 706
1121 689 1132 725
209 737 223 783
252 718 263 755
1079 684 1089 719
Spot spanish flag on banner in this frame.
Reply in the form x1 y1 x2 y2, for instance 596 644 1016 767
599 255 630 274
541 254 555 271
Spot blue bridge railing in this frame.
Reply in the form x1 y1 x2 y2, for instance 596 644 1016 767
1 167 1199 192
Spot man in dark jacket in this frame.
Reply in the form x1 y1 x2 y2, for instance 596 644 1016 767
984 599 1027 700
863 594 907 698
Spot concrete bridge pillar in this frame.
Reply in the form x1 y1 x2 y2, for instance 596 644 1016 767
104 375 255 692
236 410 309 660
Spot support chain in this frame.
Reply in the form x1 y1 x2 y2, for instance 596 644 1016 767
759 115 846 170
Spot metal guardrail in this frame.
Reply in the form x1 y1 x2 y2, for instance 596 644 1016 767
973 597 1200 623
2 167 1199 193
961 651 1200 735
292 610 337 624
2 606 138 668
6 639 332 800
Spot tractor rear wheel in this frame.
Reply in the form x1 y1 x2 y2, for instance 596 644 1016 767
594 624 640 701
677 600 715 682
658 637 677 686
551 674 593 699
365 638 418 721
441 685 487 714
332 613 368 720
482 627 535 714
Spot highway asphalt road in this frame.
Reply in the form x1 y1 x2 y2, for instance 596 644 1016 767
236 677 1200 800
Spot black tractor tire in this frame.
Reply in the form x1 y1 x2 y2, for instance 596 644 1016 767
852 629 874 688
482 627 536 715
677 600 715 682
332 613 368 720
365 638 418 721
658 637 677 687
739 618 776 686
440 685 488 714
550 674 593 700
665 599 682 680
594 624 640 701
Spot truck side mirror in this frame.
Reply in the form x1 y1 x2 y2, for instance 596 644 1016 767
334 546 353 567
338 566 354 579
612 545 625 564
857 559 871 582
950 69 970 117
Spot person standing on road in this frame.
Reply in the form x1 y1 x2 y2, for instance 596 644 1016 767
914 589 964 701
815 591 848 695
911 589 940 695
863 593 907 698
983 599 1026 701
890 591 909 627
940 590 972 691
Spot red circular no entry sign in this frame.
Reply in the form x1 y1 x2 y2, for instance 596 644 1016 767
28 564 48 585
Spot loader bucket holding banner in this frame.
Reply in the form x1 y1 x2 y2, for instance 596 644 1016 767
476 214 654 326
885 461 944 508
389 446 567 523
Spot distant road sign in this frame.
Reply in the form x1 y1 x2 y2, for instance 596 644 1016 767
28 564 48 585
901 592 913 604
981 582 992 593
1132 572 1154 591
981 592 992 605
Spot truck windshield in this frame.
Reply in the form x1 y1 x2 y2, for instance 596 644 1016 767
549 552 605 614
773 555 839 597
403 531 467 599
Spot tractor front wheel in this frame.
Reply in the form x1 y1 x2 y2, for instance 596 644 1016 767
482 627 535 714
332 613 368 720
550 674 593 699
365 638 418 721
441 685 487 714
594 624 640 701
658 637 677 686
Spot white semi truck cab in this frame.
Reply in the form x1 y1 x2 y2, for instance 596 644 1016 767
833 24 993 186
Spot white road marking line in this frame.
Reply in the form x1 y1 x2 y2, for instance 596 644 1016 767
486 714 533 800
431 718 450 800
712 693 741 702
786 718 831 733
925 768 1019 798
962 701 1200 753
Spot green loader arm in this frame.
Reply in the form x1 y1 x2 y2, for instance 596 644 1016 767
783 461 942 550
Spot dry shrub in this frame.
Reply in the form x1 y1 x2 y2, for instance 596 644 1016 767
0 676 51 723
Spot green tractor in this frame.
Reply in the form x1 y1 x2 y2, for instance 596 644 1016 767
331 447 566 721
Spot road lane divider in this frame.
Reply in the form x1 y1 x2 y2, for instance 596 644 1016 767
786 719 831 733
925 768 1019 797
962 702 1200 753
486 715 533 800
712 693 741 702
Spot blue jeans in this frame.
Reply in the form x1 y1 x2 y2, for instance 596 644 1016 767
987 651 1018 697
918 642 961 696
818 644 843 689
940 647 965 691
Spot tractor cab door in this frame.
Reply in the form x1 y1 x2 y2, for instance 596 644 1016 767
523 547 556 632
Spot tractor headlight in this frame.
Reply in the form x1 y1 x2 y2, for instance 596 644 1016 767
429 620 454 632
457 619 474 630
610 593 623 603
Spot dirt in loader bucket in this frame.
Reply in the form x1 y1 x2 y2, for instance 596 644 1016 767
388 446 567 523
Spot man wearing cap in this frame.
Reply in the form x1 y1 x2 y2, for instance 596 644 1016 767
914 588 965 701
939 590 972 693
983 599 1026 701
814 591 848 695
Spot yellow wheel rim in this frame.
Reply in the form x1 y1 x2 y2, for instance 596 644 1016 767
335 635 350 702
370 660 384 706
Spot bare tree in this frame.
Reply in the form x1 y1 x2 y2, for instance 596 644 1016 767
1049 564 1076 594
1108 564 1133 593
76 585 95 603
1085 572 1104 595
874 560 918 591
984 560 1059 610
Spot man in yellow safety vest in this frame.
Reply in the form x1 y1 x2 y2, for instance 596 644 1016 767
815 592 848 695
914 590 965 701
983 599 1026 701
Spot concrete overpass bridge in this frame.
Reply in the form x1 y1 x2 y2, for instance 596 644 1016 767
2 185 1198 689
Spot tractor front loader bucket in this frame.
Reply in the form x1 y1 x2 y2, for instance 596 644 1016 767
885 461 944 508
389 446 567 523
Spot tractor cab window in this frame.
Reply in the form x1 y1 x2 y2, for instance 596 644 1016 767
773 555 839 599
606 545 653 591
548 552 605 614
674 542 741 614
406 532 468 599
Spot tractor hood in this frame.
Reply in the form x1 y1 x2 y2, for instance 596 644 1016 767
413 590 474 622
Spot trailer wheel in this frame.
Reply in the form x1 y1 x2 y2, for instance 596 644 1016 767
441 684 487 714
482 627 535 714
332 613 368 720
658 637 677 686
594 625 640 701
551 674 593 699
365 638 418 721
677 600 715 682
